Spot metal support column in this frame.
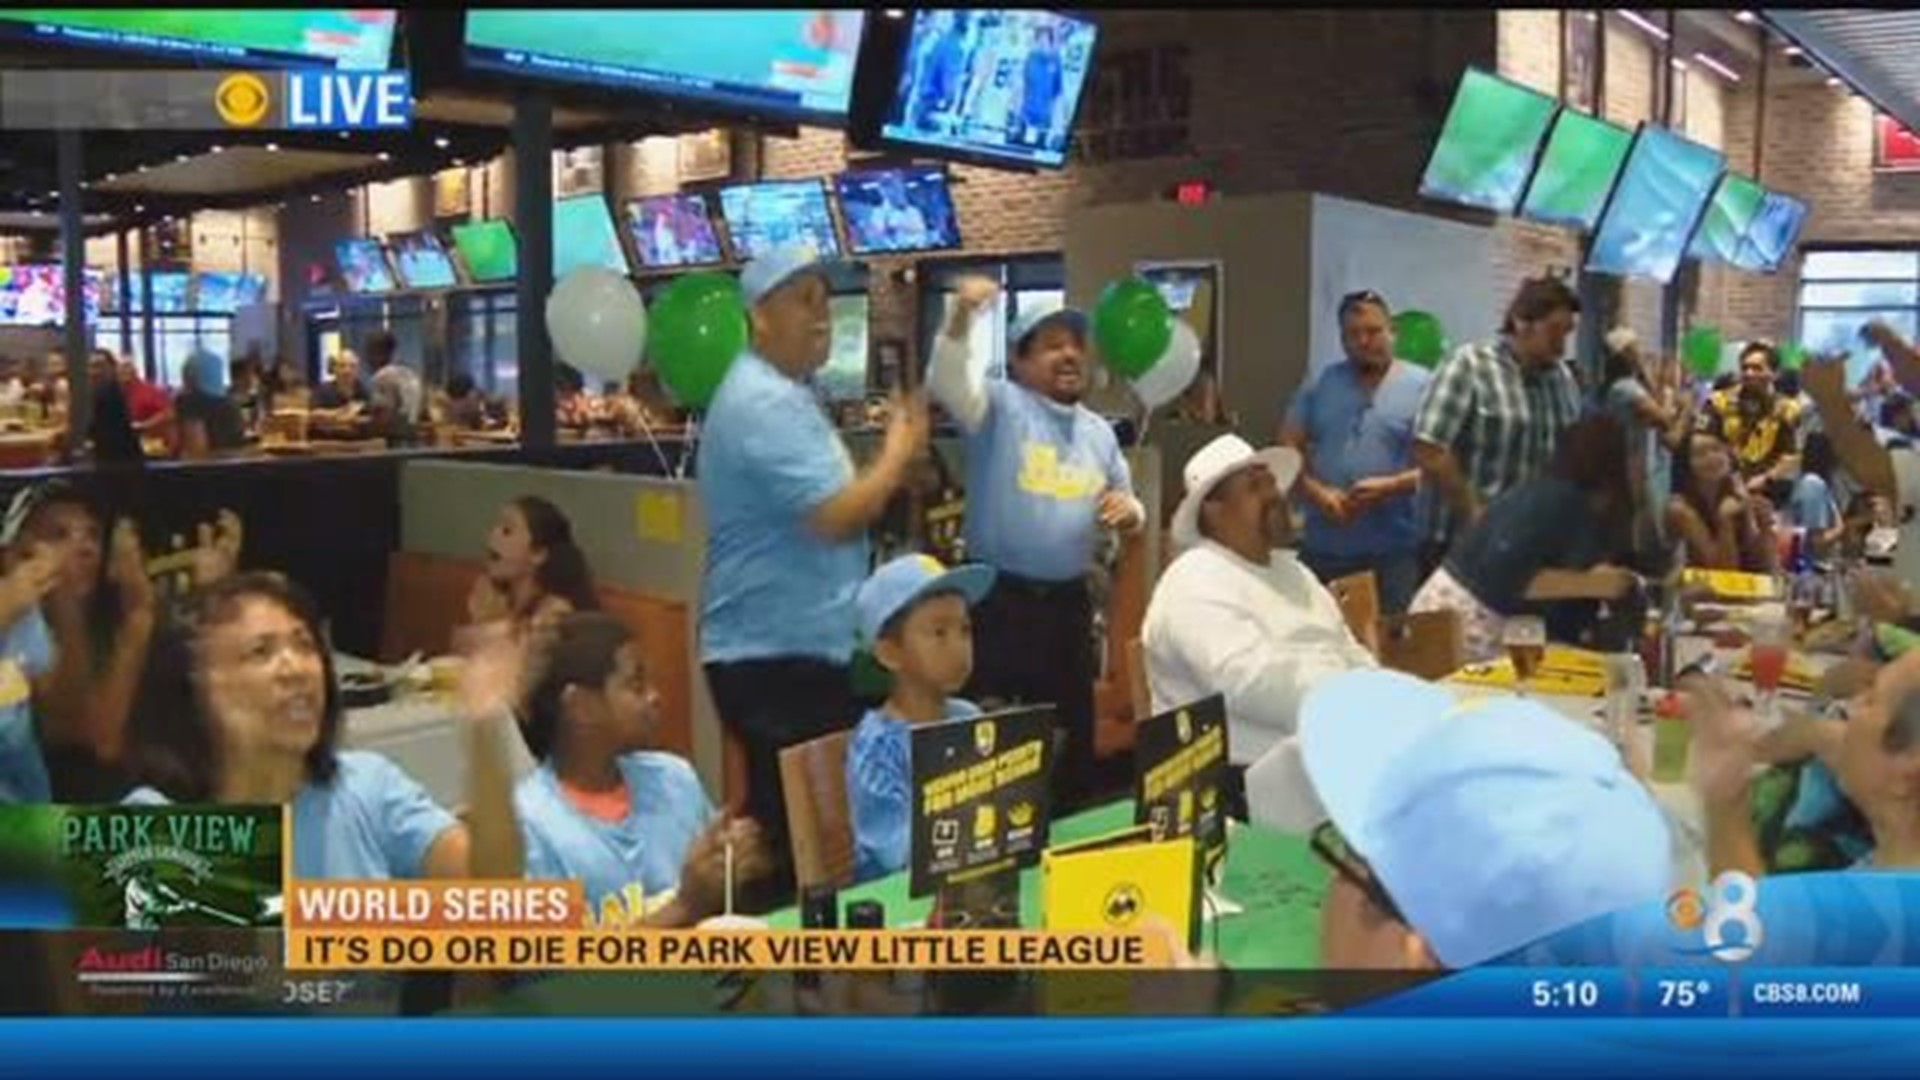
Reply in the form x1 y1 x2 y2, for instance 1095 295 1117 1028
512 91 555 450
57 128 90 454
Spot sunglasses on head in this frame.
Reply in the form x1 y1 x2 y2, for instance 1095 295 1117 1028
1338 290 1390 319
1311 822 1403 922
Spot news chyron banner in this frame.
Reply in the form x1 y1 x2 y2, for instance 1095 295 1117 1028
1340 871 1920 1019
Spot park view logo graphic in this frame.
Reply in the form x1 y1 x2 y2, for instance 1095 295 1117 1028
1667 870 1765 962
0 805 284 932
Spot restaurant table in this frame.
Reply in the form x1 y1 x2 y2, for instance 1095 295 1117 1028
336 655 536 808
763 800 1330 969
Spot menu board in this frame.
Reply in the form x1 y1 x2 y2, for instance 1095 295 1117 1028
1132 695 1229 870
909 705 1054 898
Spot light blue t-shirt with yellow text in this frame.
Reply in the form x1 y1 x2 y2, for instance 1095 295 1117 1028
962 381 1130 582
515 751 715 928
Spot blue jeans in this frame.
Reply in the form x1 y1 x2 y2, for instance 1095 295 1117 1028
1298 548 1424 617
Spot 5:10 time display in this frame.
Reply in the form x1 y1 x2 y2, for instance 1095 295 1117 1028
1532 979 1604 1009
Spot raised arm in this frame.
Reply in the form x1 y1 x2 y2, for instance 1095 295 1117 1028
1867 322 1920 397
923 277 1000 434
805 389 928 543
1806 354 1896 498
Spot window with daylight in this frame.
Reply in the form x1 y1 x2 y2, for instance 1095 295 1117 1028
1797 249 1920 383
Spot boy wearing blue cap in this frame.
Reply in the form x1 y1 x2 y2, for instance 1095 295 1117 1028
845 553 996 882
699 243 930 899
927 278 1143 808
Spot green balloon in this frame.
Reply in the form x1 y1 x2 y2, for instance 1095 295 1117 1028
1093 278 1173 379
1391 310 1447 368
1779 340 1809 372
1682 325 1724 380
647 271 747 409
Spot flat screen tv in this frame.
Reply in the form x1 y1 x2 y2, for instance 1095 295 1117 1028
451 220 518 283
718 179 841 261
1688 172 1768 266
0 9 397 70
623 194 727 270
389 230 459 289
1518 110 1634 230
0 265 101 326
833 166 962 255
553 195 630 280
1418 67 1559 214
817 293 871 402
192 271 266 313
335 238 396 294
1586 125 1726 285
880 8 1097 170
1735 191 1809 274
462 10 866 127
145 270 191 313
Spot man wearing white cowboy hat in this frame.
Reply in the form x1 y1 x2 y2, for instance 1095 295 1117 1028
1142 433 1377 828
698 241 931 900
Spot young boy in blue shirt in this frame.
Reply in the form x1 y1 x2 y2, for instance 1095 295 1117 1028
845 554 996 882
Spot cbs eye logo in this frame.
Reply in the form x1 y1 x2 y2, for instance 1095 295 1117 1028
214 74 271 128
1667 870 1764 962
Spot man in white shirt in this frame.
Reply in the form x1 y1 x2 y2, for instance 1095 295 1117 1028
1142 434 1378 831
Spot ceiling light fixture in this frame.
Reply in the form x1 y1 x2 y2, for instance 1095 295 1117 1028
434 136 450 149
1618 10 1670 41
1693 52 1741 82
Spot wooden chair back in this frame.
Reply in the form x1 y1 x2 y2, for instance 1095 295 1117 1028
1328 571 1382 654
1379 610 1466 681
778 730 856 891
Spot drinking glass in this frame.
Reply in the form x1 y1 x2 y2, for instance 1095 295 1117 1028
1748 614 1792 730
1504 616 1548 697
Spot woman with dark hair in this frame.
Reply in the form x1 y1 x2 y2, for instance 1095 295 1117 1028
1666 430 1777 573
467 496 599 640
1408 414 1641 662
124 572 522 880
5 483 155 802
1785 432 1848 559
1601 328 1691 552
515 611 769 927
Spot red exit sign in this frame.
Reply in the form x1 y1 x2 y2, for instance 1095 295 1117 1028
1171 181 1213 205
1875 114 1920 172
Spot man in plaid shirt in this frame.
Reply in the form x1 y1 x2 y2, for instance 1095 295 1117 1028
1412 277 1585 561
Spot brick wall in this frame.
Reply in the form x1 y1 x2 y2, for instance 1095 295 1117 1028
1721 57 1920 342
741 10 1499 363
1495 11 1743 355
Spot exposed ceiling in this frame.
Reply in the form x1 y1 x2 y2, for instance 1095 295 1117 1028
1763 9 1920 130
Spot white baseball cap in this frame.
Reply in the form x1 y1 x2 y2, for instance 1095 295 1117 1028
1168 434 1302 550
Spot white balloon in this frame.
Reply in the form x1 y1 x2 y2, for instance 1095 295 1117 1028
545 266 648 384
1130 320 1202 409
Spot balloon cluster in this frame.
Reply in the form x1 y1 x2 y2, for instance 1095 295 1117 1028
543 266 747 410
1092 279 1201 409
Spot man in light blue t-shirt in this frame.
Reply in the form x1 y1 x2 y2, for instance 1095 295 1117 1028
926 278 1144 807
1282 290 1430 614
698 243 929 898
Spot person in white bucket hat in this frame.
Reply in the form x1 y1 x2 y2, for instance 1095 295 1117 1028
1143 433 1378 828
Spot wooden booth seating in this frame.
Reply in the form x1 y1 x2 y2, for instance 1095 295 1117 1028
1092 531 1151 759
378 550 695 760
777 730 856 891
